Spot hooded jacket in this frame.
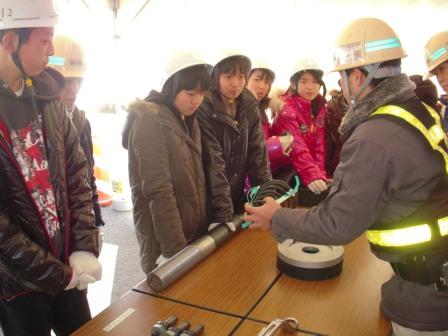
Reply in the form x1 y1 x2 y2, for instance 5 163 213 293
123 93 208 273
271 74 448 331
197 88 271 221
0 68 98 297
272 94 328 187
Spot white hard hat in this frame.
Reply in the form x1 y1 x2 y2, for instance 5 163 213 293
0 0 59 30
250 58 276 81
162 51 212 88
214 49 251 69
291 58 323 77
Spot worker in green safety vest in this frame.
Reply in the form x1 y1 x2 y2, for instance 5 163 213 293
244 17 448 335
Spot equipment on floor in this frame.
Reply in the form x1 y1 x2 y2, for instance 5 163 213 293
147 179 295 292
277 239 344 280
257 317 298 335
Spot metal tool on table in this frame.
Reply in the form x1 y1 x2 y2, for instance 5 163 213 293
147 178 295 292
242 177 299 229
257 317 298 336
277 239 344 281
151 315 178 336
147 214 243 292
179 324 204 336
166 321 190 336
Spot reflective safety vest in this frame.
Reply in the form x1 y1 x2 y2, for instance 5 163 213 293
365 104 448 272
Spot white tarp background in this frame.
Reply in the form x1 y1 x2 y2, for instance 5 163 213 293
56 0 446 111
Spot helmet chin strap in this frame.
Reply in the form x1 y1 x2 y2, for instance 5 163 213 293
11 30 27 77
10 31 39 112
352 62 381 104
340 71 354 106
341 63 382 106
342 62 402 107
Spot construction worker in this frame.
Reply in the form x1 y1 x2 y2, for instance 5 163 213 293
424 31 448 133
244 17 448 335
0 1 101 335
49 35 105 228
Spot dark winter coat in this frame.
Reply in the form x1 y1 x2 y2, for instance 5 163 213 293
0 68 98 298
197 88 271 222
123 97 208 273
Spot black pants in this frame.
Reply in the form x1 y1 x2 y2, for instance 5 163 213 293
0 288 91 336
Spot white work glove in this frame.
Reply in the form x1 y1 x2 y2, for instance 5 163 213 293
65 269 80 290
208 222 236 232
156 254 170 267
69 251 102 283
279 134 293 156
308 179 328 194
76 273 97 290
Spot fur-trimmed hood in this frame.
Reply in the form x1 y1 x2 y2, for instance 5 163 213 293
122 91 164 149
339 74 416 142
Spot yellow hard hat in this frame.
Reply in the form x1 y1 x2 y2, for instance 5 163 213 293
48 36 86 78
424 31 448 77
333 17 407 72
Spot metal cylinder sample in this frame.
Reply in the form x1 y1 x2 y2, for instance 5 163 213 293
147 215 244 292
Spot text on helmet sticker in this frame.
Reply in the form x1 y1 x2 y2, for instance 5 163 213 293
0 8 13 20
333 42 362 67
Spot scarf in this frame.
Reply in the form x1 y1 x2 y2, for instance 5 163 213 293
339 74 416 142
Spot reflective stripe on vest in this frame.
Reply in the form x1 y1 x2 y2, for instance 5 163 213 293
371 104 448 175
367 216 448 247
367 104 448 248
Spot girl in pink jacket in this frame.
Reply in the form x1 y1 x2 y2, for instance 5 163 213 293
272 58 329 195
